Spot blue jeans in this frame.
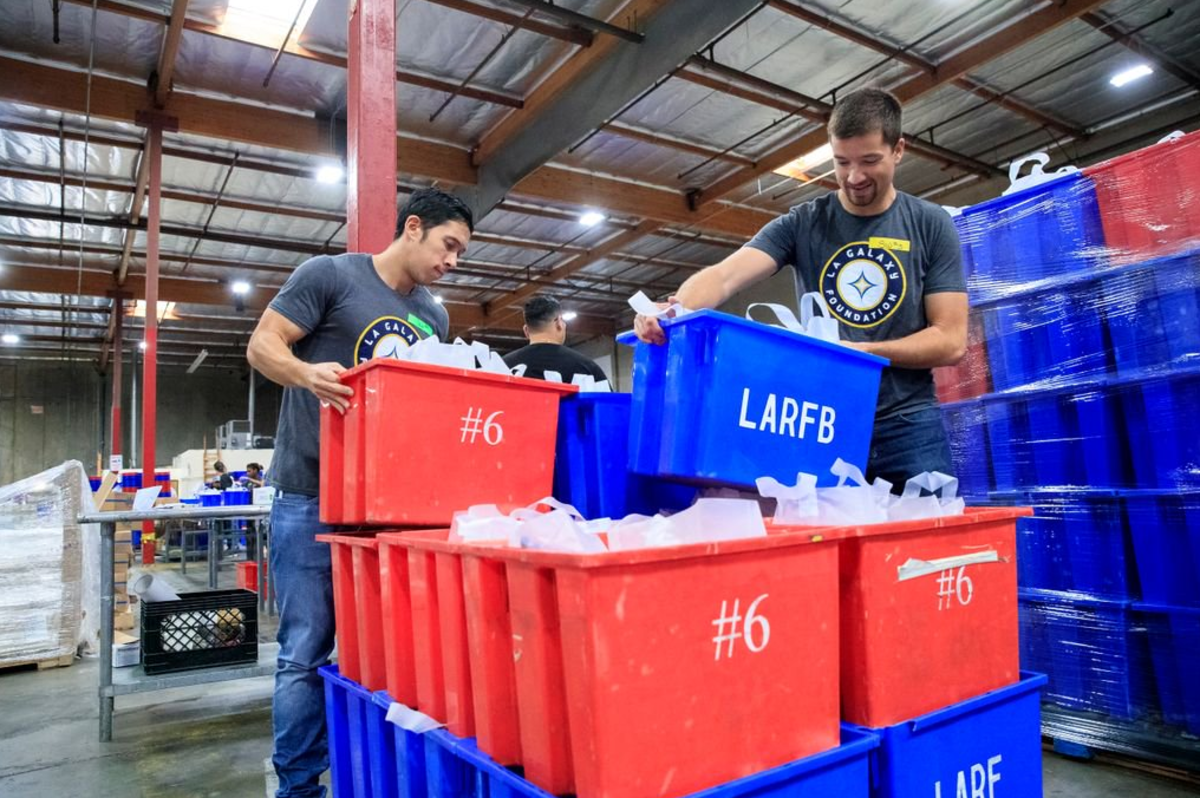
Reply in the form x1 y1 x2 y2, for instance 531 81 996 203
867 405 954 494
270 491 336 798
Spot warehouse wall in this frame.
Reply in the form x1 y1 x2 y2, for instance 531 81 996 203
0 360 280 486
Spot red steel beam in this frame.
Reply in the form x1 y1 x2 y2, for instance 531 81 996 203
347 0 398 253
140 121 164 561
111 296 123 461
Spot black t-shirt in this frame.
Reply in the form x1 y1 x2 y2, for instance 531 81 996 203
214 473 233 490
503 343 608 384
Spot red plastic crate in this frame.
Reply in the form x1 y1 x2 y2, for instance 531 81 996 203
235 560 266 591
777 507 1030 727
1085 129 1200 262
319 359 576 526
483 533 841 798
934 311 991 403
317 533 390 691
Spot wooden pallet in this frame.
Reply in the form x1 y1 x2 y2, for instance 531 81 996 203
0 653 75 673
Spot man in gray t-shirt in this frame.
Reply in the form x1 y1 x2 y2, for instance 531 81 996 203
635 88 968 490
246 188 472 798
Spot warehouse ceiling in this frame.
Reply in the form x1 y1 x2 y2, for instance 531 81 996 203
0 0 1197 370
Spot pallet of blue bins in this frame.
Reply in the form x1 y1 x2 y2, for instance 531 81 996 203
553 393 698 518
849 673 1047 798
321 663 879 798
619 310 887 490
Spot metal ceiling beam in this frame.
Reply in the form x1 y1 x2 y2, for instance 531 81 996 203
692 0 1110 208
61 0 525 109
1082 11 1200 92
0 261 616 336
152 0 190 108
0 234 297 275
463 0 759 218
424 0 593 46
603 122 756 167
0 57 770 239
766 0 1085 138
497 0 643 43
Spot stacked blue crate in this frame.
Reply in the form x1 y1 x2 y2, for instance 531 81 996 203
941 146 1200 757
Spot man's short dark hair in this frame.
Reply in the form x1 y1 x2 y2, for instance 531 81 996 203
828 87 903 148
213 461 226 473
523 295 561 331
394 187 475 239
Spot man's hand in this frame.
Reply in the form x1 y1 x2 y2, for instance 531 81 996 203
302 362 354 413
633 296 678 345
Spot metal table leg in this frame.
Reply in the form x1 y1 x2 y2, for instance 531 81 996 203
99 520 115 742
207 520 218 589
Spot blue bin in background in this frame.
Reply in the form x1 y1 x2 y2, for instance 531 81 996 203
1102 268 1171 376
1025 393 1085 487
120 470 142 491
852 673 1046 798
1153 249 1200 364
1028 493 1137 599
984 396 1031 492
1016 509 1074 592
960 172 1104 300
1133 370 1200 489
1018 589 1153 720
1073 385 1134 487
1134 602 1200 736
982 302 1047 391
941 399 990 499
554 394 698 518
1040 285 1110 381
198 490 222 507
420 725 878 798
1124 492 1200 608
621 311 887 489
88 476 102 492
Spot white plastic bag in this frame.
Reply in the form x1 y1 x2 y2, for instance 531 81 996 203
606 498 766 551
628 290 691 321
814 458 892 525
755 472 819 524
1002 152 1078 196
888 472 966 521
746 292 840 343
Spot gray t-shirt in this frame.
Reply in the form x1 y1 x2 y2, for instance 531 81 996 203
267 253 449 495
746 191 965 420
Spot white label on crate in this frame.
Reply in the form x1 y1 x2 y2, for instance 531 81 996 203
459 409 504 446
737 389 836 444
711 594 770 660
110 455 124 471
934 754 1002 798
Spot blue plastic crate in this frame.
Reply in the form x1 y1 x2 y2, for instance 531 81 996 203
1131 370 1200 490
1025 394 1085 487
1072 385 1134 488
1123 492 1200 607
1026 493 1137 599
982 302 1046 391
321 664 376 798
1016 513 1073 592
1133 602 1200 736
853 673 1046 798
1039 285 1110 381
941 400 990 499
1101 268 1171 377
553 393 698 518
372 692 427 798
1153 250 1200 364
621 311 887 489
419 725 877 798
1018 590 1153 720
983 396 1032 492
960 171 1104 300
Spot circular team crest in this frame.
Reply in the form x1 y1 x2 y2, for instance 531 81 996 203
355 316 421 364
819 242 907 328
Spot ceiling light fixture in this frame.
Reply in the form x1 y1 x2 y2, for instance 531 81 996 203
231 281 252 295
1110 64 1153 87
579 211 606 227
773 143 834 181
316 164 345 184
139 341 148 351
561 311 578 322
2 333 19 345
434 295 445 304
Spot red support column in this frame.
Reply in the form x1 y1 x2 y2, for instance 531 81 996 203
140 121 164 565
110 296 123 465
346 0 397 253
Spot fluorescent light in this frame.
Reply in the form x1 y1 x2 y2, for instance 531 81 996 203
187 349 209 374
1110 64 1153 88
316 164 344 184
139 341 148 351
561 311 578 322
434 295 445 304
127 300 178 321
231 280 252 295
773 143 834 181
1 333 18 344
579 211 606 227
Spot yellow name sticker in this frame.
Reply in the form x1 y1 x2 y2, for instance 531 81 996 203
869 236 911 252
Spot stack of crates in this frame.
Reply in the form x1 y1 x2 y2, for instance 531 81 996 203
315 328 1053 796
940 130 1200 746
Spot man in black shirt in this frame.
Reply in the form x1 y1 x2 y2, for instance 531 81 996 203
503 295 609 384
209 461 234 490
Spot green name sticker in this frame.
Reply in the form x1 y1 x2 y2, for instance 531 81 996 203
407 313 433 336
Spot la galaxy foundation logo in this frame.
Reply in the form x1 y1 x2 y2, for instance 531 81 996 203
819 241 907 328
355 316 421 364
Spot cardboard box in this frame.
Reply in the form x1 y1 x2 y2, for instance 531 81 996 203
113 610 135 631
113 630 140 668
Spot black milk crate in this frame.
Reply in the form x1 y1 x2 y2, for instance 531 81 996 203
140 589 258 674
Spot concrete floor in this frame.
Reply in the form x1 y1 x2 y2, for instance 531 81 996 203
1 560 1197 798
